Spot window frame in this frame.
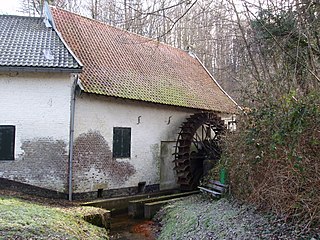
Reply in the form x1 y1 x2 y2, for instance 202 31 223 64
112 127 131 158
0 125 15 161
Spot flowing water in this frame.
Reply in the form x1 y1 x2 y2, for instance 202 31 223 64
109 213 158 240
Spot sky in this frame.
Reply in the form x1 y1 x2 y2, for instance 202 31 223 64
0 0 23 15
0 0 259 17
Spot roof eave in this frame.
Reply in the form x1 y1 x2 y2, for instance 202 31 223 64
0 66 82 73
81 90 237 113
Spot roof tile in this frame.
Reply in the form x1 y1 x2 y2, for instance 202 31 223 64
51 7 236 112
0 15 81 71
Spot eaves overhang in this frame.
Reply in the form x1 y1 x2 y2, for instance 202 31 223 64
0 66 82 73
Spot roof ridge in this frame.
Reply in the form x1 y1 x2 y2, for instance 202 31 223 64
50 6 191 56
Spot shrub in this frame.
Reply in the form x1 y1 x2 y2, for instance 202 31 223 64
222 91 320 227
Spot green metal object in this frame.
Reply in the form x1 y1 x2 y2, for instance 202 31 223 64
219 168 226 184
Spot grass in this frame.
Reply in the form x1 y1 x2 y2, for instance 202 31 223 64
0 196 109 240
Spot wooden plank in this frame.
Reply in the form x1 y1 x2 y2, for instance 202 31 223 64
206 183 225 193
209 180 228 188
198 186 221 196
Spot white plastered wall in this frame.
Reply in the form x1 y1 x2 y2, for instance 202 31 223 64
73 93 197 192
0 71 73 192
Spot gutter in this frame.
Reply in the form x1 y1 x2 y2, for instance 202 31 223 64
68 75 78 201
0 66 82 73
193 53 243 112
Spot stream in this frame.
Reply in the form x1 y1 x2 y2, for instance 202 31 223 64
109 213 158 240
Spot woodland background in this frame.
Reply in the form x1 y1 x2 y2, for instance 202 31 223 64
22 0 320 231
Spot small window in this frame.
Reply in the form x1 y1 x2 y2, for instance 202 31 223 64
113 127 131 158
0 125 15 160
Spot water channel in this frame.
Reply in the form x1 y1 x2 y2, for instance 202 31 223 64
109 213 158 240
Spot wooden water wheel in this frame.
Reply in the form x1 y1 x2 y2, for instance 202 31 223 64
173 112 225 191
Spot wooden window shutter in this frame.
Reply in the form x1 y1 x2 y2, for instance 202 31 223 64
0 126 15 160
113 127 131 158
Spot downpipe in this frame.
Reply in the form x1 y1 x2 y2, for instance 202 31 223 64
68 75 78 201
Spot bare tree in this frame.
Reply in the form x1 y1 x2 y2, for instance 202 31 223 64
20 0 82 16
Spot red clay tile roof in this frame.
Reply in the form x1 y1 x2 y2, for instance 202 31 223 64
50 7 237 113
